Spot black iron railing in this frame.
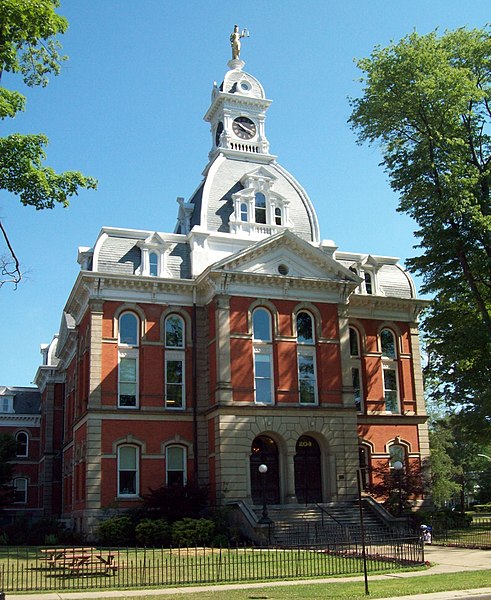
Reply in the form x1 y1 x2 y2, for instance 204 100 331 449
0 538 424 593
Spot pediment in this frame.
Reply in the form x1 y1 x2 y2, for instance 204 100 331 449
210 230 360 284
239 166 277 186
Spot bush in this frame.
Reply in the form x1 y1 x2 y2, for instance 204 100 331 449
97 516 134 546
142 482 209 522
135 518 171 547
171 518 215 547
410 508 472 531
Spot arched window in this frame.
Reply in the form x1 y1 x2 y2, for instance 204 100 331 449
165 314 186 409
349 327 360 356
349 327 363 412
13 477 27 504
118 445 139 496
252 308 274 405
166 445 187 486
274 207 282 226
15 431 28 457
118 312 139 409
119 312 139 346
380 328 399 413
254 192 267 224
149 252 159 276
381 329 396 359
296 311 317 405
253 308 272 342
296 311 314 344
165 315 184 348
389 443 406 469
240 202 248 222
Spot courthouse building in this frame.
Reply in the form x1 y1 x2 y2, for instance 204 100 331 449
4 39 429 535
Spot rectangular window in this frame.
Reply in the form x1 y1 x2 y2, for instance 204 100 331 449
165 353 185 409
119 355 138 408
254 352 274 404
0 397 13 413
118 446 138 496
383 367 399 413
298 352 318 405
13 478 27 504
352 367 363 412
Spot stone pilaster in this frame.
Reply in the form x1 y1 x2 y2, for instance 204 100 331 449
215 296 233 404
88 300 104 409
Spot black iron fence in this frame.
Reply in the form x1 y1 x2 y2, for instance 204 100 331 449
0 537 424 593
432 516 491 549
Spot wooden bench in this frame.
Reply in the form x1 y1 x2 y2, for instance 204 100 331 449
39 548 117 575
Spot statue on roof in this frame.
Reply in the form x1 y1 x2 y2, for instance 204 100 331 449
230 25 249 60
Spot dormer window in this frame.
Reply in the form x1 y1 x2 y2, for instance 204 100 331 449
255 193 267 224
240 203 248 222
364 272 373 294
149 252 159 277
230 168 290 237
274 207 282 226
137 233 169 277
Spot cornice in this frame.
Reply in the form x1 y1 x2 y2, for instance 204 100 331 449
347 293 430 322
0 415 41 426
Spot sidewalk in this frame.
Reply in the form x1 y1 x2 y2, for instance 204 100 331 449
7 545 491 600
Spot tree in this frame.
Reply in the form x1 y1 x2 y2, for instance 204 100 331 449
0 0 97 287
349 27 491 436
0 433 17 507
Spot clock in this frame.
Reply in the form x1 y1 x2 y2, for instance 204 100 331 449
232 116 256 140
215 121 224 147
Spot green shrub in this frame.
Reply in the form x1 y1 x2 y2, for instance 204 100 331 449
97 516 134 546
171 518 215 547
135 518 171 547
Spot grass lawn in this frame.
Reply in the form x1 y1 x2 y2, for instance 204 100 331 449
110 570 491 600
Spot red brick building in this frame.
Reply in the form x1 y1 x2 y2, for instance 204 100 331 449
5 49 429 537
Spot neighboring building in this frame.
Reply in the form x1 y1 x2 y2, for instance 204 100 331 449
0 386 42 518
5 46 429 536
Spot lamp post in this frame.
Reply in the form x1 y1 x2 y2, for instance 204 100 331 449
356 468 369 596
258 463 270 524
392 460 404 516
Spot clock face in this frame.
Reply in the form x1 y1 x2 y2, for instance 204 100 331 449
232 116 256 140
215 121 224 146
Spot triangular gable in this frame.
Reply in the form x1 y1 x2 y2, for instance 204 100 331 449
209 230 361 284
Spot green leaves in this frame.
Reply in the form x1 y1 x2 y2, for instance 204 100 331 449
0 134 97 209
0 1 96 287
350 26 491 435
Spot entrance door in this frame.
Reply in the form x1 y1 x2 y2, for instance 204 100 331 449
294 435 322 504
250 436 280 504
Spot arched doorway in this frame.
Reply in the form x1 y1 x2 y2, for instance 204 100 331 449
294 435 322 504
250 436 280 504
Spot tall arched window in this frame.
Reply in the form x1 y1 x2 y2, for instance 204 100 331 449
252 308 274 405
389 443 406 469
149 251 159 276
118 445 139 496
380 328 399 413
274 207 282 225
165 314 185 409
240 202 248 222
254 192 267 224
166 445 187 486
296 311 317 405
118 312 139 409
15 431 28 457
364 272 373 294
349 327 363 412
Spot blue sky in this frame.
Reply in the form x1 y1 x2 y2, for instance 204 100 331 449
1 0 489 386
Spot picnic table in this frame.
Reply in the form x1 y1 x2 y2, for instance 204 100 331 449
39 547 118 575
